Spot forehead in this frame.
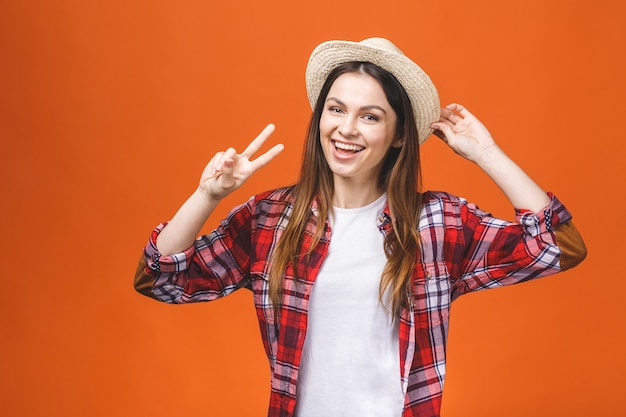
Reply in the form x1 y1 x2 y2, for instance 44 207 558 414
327 72 390 105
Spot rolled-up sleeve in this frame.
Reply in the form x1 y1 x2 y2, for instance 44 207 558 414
134 198 254 303
450 193 576 297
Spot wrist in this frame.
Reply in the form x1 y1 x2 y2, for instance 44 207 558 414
191 187 222 213
473 143 506 168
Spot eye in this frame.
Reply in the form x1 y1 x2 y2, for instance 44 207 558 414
328 106 344 114
363 114 379 122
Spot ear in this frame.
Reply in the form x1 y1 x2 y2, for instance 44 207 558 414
391 136 404 148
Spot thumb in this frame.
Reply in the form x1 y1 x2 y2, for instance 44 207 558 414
217 148 238 189
219 158 236 189
431 122 453 144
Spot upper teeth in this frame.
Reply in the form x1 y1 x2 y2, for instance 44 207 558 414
334 141 364 151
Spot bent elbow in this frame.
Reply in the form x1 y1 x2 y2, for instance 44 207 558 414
555 221 588 271
133 254 162 301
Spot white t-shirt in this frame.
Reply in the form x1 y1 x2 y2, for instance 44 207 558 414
294 194 403 417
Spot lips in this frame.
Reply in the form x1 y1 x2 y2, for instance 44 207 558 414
333 140 364 153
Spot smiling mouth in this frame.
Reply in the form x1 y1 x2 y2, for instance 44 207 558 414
333 140 364 153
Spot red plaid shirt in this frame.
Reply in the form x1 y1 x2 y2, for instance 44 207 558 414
143 187 570 417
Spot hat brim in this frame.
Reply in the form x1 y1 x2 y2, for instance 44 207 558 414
306 39 440 144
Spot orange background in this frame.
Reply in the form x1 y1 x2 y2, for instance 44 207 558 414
1 0 624 416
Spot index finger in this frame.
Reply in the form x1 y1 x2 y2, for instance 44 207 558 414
445 103 475 120
249 143 285 174
240 124 276 159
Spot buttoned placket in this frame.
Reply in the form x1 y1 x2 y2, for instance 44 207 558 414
376 204 416 406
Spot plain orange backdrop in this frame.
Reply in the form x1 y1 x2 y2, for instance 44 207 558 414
1 0 625 416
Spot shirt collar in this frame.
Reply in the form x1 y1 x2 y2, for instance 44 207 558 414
310 195 392 225
377 201 393 228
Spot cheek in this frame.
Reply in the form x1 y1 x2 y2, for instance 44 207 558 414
318 114 333 136
371 128 397 149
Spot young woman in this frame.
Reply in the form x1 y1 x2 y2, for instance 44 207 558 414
135 38 586 417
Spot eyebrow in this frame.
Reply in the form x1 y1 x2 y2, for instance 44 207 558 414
325 97 388 114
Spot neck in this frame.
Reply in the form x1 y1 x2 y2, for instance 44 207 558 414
332 177 384 208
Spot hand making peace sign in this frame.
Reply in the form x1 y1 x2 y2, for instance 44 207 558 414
199 124 284 200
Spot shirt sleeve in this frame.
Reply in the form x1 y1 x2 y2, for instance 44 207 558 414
137 198 255 303
449 193 574 297
554 221 587 271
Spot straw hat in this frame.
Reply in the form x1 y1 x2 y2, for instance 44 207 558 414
306 37 440 144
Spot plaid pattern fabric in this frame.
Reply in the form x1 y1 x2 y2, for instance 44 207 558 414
143 187 570 417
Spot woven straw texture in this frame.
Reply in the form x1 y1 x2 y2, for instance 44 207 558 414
306 38 440 144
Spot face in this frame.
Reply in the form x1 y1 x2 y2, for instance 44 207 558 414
319 72 402 189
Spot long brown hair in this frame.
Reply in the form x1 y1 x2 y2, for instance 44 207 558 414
269 61 423 317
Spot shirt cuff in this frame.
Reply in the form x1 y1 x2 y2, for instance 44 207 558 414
145 223 196 274
514 192 573 237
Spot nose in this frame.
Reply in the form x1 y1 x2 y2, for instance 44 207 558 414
338 116 358 137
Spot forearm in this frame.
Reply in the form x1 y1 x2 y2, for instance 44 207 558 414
156 188 221 256
475 144 550 213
